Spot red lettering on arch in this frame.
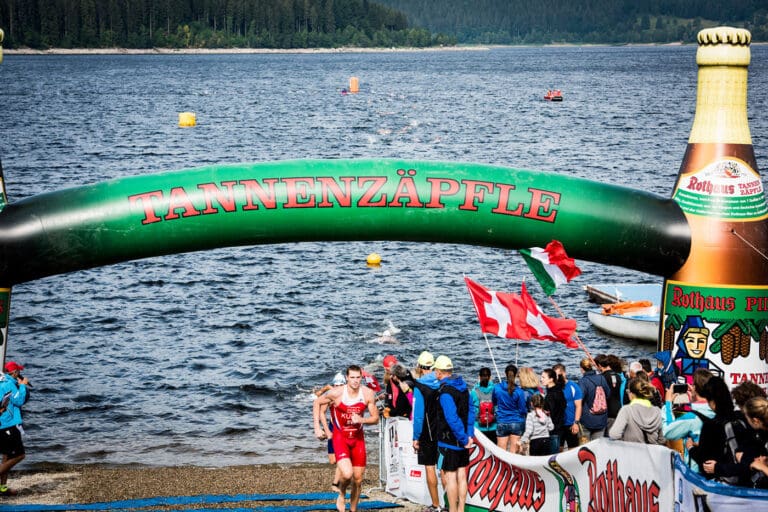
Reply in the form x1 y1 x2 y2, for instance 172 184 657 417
524 188 560 222
317 176 354 208
240 179 278 210
460 180 493 211
128 190 165 224
164 187 201 220
198 181 238 214
425 177 460 208
282 177 317 208
491 183 524 216
388 177 424 207
358 177 388 207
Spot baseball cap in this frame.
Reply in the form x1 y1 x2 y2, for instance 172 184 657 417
417 351 435 368
432 355 453 371
332 372 346 386
4 361 24 373
382 355 398 370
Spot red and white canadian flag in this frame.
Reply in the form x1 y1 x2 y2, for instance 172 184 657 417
464 277 578 347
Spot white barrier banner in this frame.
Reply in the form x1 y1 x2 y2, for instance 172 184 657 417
383 417 444 505
466 432 672 511
383 419 768 511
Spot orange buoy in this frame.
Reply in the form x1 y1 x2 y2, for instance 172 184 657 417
349 77 359 94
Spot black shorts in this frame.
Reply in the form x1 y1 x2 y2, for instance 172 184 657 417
438 446 469 472
560 425 579 449
417 439 438 466
0 426 25 458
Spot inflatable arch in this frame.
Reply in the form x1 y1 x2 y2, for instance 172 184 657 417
0 159 690 286
0 27 765 391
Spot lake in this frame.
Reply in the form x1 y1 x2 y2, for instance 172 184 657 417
0 45 766 467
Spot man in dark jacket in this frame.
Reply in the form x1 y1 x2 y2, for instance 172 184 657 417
412 351 442 512
434 356 474 512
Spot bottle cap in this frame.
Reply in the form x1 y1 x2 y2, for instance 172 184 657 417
697 27 751 67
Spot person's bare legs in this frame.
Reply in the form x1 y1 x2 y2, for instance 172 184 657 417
441 469 458 512
349 465 365 511
456 466 468 512
497 435 509 451
0 454 24 488
509 434 521 454
335 458 353 512
425 464 440 507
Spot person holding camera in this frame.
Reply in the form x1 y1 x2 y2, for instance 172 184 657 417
661 368 714 473
0 361 30 496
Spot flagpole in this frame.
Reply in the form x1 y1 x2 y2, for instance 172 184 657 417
515 338 519 367
547 296 596 368
483 333 503 382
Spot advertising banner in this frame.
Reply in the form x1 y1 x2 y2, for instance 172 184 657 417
383 419 768 511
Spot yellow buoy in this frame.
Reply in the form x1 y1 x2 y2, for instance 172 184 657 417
349 77 359 94
0 28 4 65
178 112 196 128
366 252 381 266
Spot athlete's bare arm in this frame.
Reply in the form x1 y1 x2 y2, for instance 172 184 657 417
313 387 342 439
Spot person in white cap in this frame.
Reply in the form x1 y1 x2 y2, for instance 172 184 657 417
433 355 474 512
411 350 442 512
0 361 29 496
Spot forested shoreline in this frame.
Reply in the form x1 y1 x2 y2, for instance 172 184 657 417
0 0 455 50
0 0 766 50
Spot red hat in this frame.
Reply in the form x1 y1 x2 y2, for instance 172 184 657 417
383 355 398 370
4 361 24 373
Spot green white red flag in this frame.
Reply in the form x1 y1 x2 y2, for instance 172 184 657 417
464 277 578 347
518 240 581 296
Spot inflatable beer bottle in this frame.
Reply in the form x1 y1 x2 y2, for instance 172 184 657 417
661 27 768 388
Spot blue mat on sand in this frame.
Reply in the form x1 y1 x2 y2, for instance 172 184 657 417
0 491 403 512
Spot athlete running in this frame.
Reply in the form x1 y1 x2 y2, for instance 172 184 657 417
314 365 379 512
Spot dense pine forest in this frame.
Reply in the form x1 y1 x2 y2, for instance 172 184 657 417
0 0 455 49
0 0 766 49
377 0 768 44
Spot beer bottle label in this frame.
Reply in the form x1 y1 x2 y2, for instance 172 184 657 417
673 158 768 219
661 281 768 386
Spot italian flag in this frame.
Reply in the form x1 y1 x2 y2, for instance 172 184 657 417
518 240 581 296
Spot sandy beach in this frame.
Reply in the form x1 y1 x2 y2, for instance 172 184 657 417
2 463 421 511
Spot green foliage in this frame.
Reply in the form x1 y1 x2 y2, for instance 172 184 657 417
375 0 768 43
0 0 455 49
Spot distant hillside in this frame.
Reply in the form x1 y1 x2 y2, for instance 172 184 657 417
0 0 456 50
374 0 768 43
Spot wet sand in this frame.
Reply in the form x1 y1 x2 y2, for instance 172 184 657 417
3 463 421 510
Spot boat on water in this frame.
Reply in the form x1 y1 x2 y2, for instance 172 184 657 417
544 89 563 101
584 283 662 343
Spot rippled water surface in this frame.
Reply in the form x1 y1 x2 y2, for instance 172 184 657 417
0 46 766 467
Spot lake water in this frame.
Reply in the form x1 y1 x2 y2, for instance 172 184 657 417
0 46 766 468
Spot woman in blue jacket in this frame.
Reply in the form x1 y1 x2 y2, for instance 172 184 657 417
493 364 528 453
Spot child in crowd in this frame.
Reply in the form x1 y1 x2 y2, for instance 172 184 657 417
520 394 554 455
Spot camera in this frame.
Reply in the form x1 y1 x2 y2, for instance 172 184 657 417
673 383 688 394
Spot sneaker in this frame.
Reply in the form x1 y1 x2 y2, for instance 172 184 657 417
422 506 442 512
0 487 17 497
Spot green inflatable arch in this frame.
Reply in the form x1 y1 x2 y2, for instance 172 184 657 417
0 158 690 286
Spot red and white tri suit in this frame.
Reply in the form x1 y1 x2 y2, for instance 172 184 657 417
331 385 368 466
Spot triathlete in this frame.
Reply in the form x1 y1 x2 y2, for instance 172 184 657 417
313 365 379 512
